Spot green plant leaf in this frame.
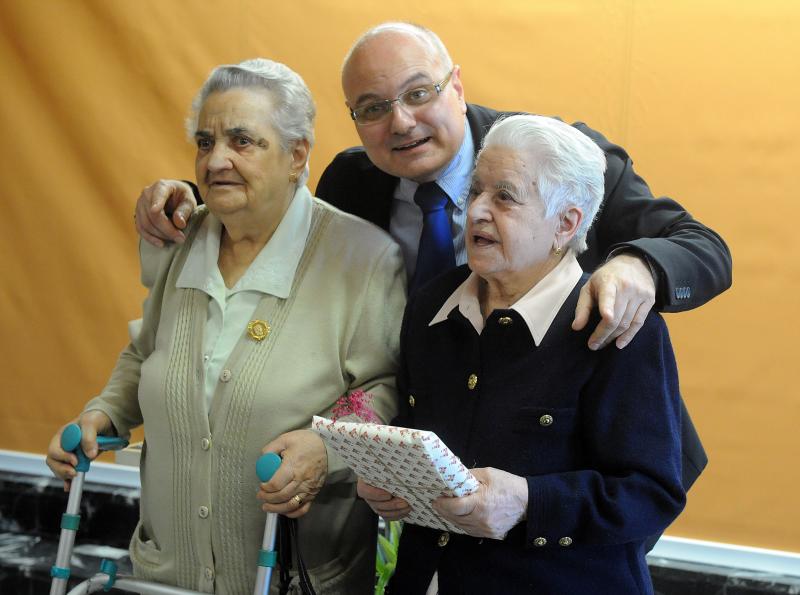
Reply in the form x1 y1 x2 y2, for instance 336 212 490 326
375 521 402 594
388 520 403 546
378 534 397 566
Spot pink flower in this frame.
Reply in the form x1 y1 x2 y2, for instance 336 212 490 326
331 389 380 423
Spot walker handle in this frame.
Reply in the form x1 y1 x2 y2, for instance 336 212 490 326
256 452 282 482
60 423 129 472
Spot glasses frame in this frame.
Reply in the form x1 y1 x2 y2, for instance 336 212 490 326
349 69 454 125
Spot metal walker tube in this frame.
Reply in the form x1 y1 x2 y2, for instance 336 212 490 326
49 472 86 595
254 511 279 594
49 424 128 595
253 452 282 595
66 574 208 594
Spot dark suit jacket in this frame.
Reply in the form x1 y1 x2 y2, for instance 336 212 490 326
315 103 721 539
388 267 686 594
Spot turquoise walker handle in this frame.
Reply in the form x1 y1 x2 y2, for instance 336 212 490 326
60 423 129 472
256 452 282 482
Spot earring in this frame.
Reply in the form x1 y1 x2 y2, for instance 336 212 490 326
553 245 562 256
288 171 299 183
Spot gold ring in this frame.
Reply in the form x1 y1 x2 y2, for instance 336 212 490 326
291 494 303 507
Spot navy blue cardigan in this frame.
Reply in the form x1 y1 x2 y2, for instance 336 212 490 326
389 266 686 594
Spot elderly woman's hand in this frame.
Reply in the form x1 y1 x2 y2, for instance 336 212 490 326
572 252 656 350
257 430 328 519
134 179 197 247
45 410 114 492
432 467 528 540
357 479 412 521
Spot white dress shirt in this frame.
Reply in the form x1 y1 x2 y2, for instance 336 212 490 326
390 119 475 280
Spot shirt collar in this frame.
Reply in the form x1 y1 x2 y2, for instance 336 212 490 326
396 118 475 209
177 185 313 300
429 251 583 345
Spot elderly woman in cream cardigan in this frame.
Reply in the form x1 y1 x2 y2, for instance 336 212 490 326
46 58 405 594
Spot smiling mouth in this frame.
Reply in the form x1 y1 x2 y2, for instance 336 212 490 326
392 137 431 151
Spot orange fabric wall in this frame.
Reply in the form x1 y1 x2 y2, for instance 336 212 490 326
1 1 798 551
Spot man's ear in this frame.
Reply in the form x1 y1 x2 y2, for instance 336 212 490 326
450 64 467 113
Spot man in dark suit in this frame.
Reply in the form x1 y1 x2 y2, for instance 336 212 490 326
133 22 730 531
136 22 730 350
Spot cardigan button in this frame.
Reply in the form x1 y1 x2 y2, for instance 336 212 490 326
559 536 573 547
539 414 553 427
198 506 209 519
220 369 232 383
200 437 211 451
408 394 415 407
437 532 450 547
204 567 214 580
532 536 547 547
498 316 513 326
467 374 478 390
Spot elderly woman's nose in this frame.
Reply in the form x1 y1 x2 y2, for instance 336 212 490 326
207 143 233 171
468 191 491 220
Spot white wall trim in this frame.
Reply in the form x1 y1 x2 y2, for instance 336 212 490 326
0 449 140 489
648 535 800 578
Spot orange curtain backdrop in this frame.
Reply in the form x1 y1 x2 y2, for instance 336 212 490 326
1 0 798 551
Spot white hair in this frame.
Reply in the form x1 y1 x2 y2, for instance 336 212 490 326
480 115 607 253
186 58 315 187
342 22 454 74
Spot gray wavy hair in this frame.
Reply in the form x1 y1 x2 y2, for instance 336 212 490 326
186 58 316 187
480 115 607 253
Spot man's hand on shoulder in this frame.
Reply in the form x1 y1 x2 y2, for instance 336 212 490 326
572 253 656 350
134 179 197 247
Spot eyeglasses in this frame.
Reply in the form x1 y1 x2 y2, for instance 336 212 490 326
349 69 454 125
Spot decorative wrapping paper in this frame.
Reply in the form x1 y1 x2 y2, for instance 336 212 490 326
311 416 479 533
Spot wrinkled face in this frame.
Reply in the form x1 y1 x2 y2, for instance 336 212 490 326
466 146 559 282
342 31 467 183
194 88 294 217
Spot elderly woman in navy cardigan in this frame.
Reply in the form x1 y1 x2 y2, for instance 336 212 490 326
359 114 687 594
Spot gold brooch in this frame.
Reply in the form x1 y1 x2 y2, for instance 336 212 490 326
247 320 271 342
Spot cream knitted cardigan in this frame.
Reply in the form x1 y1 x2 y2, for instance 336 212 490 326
85 194 405 594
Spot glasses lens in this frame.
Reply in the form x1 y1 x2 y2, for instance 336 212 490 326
356 101 392 123
400 85 435 107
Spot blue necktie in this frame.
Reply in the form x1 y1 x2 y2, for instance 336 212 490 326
410 182 456 294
